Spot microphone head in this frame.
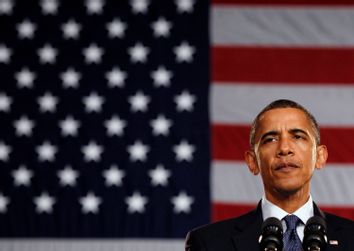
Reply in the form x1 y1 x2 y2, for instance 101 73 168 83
303 216 328 251
259 217 283 251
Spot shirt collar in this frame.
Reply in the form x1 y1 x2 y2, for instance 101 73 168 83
261 195 314 224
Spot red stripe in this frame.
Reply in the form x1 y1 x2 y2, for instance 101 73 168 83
212 124 250 161
212 47 354 84
212 0 354 5
212 202 354 222
212 203 255 222
321 127 354 163
212 124 354 163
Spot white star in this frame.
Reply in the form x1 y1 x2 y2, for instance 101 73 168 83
151 17 172 37
174 90 196 112
0 194 10 213
13 116 35 136
38 44 57 64
151 66 172 87
175 0 195 13
57 165 79 186
17 20 36 39
127 140 149 162
173 140 195 162
105 67 127 88
40 0 59 15
128 91 150 112
125 191 148 213
150 114 172 136
0 93 12 112
0 44 11 63
104 115 126 136
171 191 194 213
59 116 80 136
62 20 81 39
34 192 56 213
83 44 104 64
12 165 33 186
128 43 149 63
79 192 102 214
83 92 104 113
60 68 81 88
86 0 104 15
0 0 14 15
102 165 125 186
38 92 58 113
174 41 195 62
148 164 171 186
36 141 57 162
82 141 103 162
130 0 149 14
106 19 127 38
0 142 11 161
15 68 36 88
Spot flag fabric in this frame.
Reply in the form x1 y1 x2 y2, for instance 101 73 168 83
0 0 209 249
212 0 354 222
2 0 354 250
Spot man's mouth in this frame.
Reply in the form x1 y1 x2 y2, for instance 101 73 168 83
275 162 300 171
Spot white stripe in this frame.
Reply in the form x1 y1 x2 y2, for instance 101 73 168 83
212 6 354 46
0 239 184 251
211 83 354 126
311 164 354 206
212 161 263 203
212 161 354 206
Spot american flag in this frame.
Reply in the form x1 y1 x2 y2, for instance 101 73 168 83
211 0 354 224
0 0 209 249
1 0 354 250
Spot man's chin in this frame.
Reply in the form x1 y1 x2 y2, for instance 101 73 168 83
274 184 302 197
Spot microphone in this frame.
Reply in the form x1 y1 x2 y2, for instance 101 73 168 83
303 216 328 251
259 217 283 251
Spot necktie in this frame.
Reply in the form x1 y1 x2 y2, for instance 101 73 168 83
283 215 303 251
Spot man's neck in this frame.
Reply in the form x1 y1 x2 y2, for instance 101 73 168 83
265 190 310 213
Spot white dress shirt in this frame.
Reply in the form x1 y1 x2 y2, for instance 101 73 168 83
261 195 314 241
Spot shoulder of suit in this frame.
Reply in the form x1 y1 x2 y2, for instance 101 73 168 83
189 208 258 237
324 212 354 230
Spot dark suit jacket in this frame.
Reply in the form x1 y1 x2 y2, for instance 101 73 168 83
185 202 354 251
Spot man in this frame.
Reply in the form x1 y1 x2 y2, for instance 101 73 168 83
185 99 354 251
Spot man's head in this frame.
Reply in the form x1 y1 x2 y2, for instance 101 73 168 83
245 99 328 203
249 99 320 150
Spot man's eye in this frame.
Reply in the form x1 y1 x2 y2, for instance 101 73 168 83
262 138 276 144
294 135 303 139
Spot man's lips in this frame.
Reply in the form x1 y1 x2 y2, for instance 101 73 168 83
275 162 300 171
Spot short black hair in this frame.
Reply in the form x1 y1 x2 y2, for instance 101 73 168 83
249 99 320 149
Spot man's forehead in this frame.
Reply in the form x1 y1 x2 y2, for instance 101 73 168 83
256 108 314 135
258 107 308 122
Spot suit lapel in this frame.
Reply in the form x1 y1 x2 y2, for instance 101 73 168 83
326 226 342 251
313 203 342 251
231 203 263 251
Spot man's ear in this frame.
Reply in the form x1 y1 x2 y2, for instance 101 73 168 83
315 145 328 170
245 150 260 175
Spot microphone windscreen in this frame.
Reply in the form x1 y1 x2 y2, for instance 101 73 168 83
306 215 326 229
261 217 283 231
303 216 327 251
259 217 283 251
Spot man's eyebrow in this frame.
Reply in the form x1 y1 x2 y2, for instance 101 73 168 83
289 128 309 136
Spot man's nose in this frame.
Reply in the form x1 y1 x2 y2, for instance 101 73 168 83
276 137 294 156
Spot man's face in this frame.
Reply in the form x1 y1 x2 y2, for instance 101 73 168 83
247 108 327 197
